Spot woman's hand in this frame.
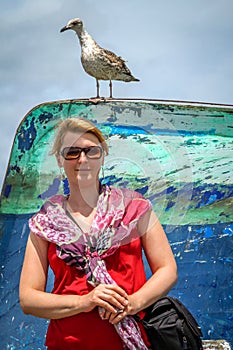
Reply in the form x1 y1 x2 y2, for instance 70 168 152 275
83 284 128 315
99 294 138 325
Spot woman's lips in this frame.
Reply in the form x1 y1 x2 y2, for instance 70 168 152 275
76 168 91 171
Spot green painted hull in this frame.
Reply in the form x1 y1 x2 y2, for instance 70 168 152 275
0 99 233 348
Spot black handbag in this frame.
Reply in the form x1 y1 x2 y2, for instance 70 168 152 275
135 296 203 350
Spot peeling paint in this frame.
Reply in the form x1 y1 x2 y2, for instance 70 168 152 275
0 99 232 348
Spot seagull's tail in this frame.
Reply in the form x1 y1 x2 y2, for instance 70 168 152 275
122 75 140 82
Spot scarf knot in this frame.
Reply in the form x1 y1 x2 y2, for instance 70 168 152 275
86 247 99 259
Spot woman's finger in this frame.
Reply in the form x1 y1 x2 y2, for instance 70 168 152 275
94 284 128 311
109 309 127 324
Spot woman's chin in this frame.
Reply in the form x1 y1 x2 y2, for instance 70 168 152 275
76 172 96 184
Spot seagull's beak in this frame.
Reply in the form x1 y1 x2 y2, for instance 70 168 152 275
60 26 69 33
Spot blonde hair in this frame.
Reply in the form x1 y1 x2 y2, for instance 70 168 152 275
51 118 109 156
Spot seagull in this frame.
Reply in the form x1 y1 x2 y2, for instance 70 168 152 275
60 18 139 98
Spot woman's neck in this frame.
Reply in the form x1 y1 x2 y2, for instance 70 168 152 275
67 181 100 215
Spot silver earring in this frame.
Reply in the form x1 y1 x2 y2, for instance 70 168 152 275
59 167 66 181
59 168 69 195
101 166 105 179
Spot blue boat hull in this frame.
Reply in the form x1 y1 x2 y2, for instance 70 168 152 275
1 99 233 348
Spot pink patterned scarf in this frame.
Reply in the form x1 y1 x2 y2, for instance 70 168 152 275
29 185 151 350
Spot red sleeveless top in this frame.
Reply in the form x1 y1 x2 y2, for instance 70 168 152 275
45 239 149 349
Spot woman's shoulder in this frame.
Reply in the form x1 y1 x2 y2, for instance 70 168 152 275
47 194 66 205
32 194 66 216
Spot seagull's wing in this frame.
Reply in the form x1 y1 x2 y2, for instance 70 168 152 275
96 45 139 81
99 47 129 70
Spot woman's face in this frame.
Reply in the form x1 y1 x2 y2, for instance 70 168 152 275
57 131 104 188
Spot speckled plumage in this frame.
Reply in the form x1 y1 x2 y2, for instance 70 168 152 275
60 18 139 98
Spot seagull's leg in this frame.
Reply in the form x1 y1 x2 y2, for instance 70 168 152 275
96 79 100 98
89 79 102 103
109 80 113 98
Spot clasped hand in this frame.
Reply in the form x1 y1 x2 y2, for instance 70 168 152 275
85 283 130 324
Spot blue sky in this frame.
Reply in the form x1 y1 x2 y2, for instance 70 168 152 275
1 0 233 188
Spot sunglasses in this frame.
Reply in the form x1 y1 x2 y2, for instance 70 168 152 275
61 146 103 160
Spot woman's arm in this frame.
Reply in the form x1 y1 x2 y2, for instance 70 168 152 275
108 212 178 324
129 214 178 312
19 232 128 320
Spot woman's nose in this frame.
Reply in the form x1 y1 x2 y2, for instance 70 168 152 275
78 151 88 162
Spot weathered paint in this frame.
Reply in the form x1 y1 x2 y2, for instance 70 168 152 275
0 99 232 349
203 340 231 349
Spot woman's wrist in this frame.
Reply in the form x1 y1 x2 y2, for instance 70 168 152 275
127 294 145 315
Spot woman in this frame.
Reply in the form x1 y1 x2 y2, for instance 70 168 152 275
19 117 177 350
